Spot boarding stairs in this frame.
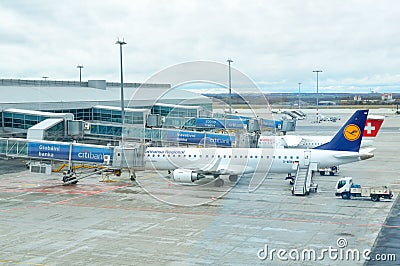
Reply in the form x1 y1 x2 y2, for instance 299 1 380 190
292 162 318 196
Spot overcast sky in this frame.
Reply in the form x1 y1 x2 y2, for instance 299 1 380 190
1 0 400 93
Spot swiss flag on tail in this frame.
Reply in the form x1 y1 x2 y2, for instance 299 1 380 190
363 115 384 137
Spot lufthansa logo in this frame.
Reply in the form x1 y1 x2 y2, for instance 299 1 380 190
343 124 361 141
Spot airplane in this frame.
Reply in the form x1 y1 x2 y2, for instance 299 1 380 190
258 115 384 149
145 110 373 187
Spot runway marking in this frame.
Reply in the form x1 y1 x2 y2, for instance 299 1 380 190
0 183 130 213
54 201 400 229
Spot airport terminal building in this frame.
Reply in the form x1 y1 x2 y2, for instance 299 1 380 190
0 79 214 142
0 78 290 157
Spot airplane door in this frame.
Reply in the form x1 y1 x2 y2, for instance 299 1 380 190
304 150 311 166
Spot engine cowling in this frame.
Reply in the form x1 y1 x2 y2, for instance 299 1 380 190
172 169 201 183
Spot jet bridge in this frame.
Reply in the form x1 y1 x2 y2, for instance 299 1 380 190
0 137 145 173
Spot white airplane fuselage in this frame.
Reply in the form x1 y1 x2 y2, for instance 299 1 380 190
145 147 367 175
258 135 374 149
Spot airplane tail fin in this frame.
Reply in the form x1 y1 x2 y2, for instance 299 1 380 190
363 115 384 138
314 110 369 152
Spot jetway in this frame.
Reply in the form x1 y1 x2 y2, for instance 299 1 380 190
0 137 145 171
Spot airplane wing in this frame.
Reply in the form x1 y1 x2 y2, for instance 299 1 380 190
333 153 364 159
333 150 374 160
359 147 376 153
181 156 250 176
179 157 222 172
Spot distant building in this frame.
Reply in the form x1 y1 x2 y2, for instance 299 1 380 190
381 92 393 101
319 100 336 106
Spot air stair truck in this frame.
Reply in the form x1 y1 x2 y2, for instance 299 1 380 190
335 177 393 201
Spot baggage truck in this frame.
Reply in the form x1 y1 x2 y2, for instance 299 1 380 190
335 177 393 202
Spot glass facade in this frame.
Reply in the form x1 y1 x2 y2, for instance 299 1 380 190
44 120 65 141
3 112 50 129
151 104 200 118
53 108 92 121
92 107 146 125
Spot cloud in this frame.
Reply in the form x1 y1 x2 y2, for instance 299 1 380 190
1 0 400 93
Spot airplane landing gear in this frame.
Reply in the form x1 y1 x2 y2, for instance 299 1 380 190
229 175 238 183
62 171 78 185
214 178 224 187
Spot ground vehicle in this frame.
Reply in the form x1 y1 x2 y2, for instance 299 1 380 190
335 177 393 201
319 166 339 176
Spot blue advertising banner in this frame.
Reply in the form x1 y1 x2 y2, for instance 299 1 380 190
165 130 234 147
224 119 248 129
205 133 234 147
263 119 283 129
28 142 70 160
195 118 225 129
71 145 112 163
28 142 112 163
195 118 247 129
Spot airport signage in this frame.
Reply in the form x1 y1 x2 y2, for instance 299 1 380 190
28 142 112 163
165 130 234 147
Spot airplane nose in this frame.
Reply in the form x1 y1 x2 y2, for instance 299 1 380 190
360 153 374 160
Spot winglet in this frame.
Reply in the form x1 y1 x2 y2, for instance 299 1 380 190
314 110 369 152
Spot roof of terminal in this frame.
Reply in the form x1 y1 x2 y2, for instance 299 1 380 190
0 79 211 105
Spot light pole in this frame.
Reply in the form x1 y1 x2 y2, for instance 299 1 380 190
313 70 322 122
227 58 233 115
76 65 83 84
116 38 127 126
298 82 302 110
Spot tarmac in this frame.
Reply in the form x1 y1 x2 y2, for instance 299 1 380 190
0 108 399 265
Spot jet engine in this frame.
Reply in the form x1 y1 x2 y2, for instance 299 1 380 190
172 169 202 183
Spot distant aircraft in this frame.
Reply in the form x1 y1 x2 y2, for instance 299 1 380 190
258 115 384 149
145 110 373 186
